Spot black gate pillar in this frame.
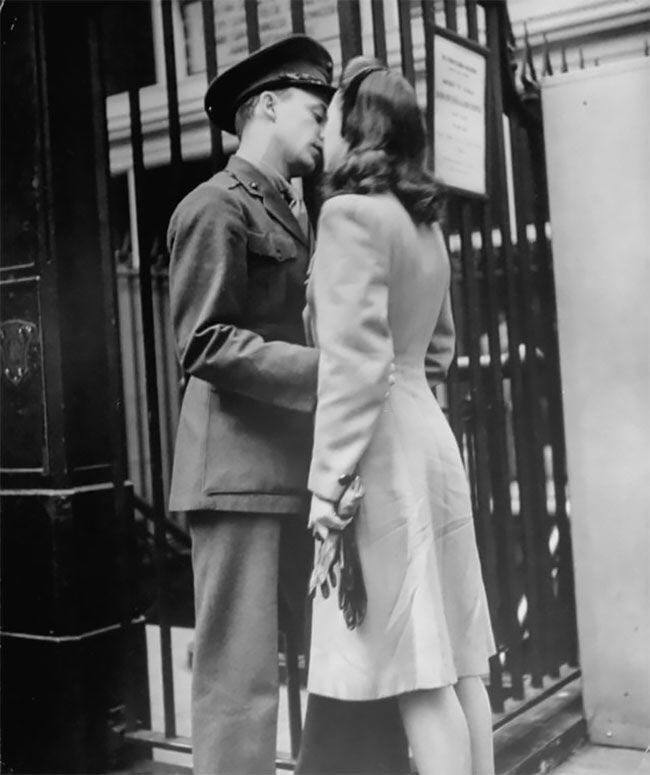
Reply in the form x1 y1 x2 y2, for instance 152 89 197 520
1 3 147 772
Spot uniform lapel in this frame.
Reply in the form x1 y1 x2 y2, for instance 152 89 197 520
227 156 308 248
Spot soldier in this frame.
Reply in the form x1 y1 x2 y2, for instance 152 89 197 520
168 35 408 775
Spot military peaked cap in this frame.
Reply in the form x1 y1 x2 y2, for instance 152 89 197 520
205 34 335 135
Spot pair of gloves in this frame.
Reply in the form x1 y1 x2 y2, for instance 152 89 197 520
308 476 367 630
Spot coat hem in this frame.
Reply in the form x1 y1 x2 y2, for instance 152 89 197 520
306 653 495 701
307 670 491 701
169 491 309 514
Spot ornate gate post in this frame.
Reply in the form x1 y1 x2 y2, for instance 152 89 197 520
1 3 147 771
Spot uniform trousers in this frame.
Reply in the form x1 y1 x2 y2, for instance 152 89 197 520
189 511 410 775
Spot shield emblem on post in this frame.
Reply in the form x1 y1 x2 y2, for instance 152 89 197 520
0 319 37 387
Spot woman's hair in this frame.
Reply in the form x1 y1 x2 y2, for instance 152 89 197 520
323 56 441 225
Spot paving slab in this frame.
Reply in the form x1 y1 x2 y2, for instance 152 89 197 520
551 744 650 774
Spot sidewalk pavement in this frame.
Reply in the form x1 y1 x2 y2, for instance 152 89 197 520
552 743 650 774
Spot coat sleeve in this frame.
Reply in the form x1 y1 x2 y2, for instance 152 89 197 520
168 184 318 413
307 196 394 503
425 290 455 387
424 224 455 387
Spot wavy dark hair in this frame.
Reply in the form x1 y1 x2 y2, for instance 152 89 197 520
323 56 441 225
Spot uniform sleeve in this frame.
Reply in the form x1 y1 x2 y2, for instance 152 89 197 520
168 185 318 412
308 196 394 503
425 290 455 387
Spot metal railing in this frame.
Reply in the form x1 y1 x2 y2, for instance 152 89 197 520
110 0 579 766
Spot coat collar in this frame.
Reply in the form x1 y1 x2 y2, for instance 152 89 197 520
225 155 308 247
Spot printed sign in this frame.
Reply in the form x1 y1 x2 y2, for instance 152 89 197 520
433 32 487 197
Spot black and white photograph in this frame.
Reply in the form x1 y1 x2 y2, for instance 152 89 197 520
1 1 649 774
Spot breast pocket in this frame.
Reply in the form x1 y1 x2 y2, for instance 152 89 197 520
247 231 298 315
248 231 297 262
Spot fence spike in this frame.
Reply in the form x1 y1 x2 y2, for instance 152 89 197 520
523 21 538 82
519 22 539 95
561 46 568 73
542 34 553 76
578 47 585 69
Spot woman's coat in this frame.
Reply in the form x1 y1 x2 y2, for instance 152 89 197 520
305 192 495 700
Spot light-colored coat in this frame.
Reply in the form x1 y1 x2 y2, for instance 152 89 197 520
305 192 495 700
306 192 455 502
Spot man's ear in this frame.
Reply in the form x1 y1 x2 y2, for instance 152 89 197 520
258 91 277 122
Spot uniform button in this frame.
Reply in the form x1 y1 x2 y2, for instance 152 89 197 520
338 474 355 486
250 181 258 189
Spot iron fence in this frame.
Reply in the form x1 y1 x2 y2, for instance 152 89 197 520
109 0 579 766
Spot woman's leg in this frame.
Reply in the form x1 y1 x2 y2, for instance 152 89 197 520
455 676 495 775
398 687 471 775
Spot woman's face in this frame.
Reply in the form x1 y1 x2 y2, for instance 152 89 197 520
322 93 348 172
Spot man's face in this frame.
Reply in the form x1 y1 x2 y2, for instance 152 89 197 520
273 88 328 177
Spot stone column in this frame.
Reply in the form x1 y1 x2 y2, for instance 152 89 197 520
542 58 650 749
1 3 148 771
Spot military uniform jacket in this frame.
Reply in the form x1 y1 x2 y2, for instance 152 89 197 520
167 156 318 515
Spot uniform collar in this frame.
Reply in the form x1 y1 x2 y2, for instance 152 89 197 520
249 158 294 202
226 156 307 247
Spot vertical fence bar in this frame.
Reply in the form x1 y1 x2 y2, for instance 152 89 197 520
290 0 306 34
527 123 578 667
509 118 559 680
117 264 145 498
421 3 463 442
480 201 525 703
154 266 175 501
466 0 479 40
397 0 415 86
484 4 545 688
458 201 504 706
245 0 261 52
161 0 183 198
480 56 526 698
370 0 387 62
201 0 225 171
475 19 525 701
421 1 435 164
128 86 177 738
446 224 466 449
443 0 458 32
158 271 181 490
337 0 363 66
127 267 151 502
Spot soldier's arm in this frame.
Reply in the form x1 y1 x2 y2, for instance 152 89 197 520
168 184 317 412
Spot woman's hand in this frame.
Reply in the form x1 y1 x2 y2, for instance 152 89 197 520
308 493 352 541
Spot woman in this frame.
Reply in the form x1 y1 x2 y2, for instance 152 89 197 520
300 57 497 775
